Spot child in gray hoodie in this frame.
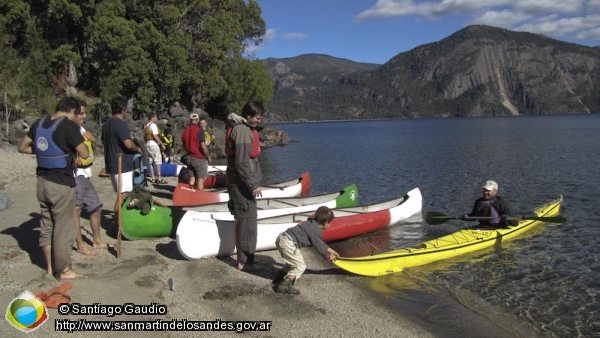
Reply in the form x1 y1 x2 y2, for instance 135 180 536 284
273 206 341 294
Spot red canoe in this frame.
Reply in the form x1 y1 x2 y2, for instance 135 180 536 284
172 172 311 207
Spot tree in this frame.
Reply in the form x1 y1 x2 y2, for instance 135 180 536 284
1 0 273 120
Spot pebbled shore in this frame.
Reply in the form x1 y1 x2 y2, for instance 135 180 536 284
0 148 435 337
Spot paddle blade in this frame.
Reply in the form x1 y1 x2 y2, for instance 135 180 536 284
521 215 567 223
424 211 457 225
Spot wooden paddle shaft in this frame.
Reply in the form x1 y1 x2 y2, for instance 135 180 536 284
117 153 123 258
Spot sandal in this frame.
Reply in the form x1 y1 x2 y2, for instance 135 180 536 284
156 178 167 184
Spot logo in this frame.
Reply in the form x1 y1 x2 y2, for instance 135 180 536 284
5 290 48 332
36 137 49 151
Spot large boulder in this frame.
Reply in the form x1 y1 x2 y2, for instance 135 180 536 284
169 102 187 118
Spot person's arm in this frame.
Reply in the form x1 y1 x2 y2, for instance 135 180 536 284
232 126 260 193
75 142 89 159
18 135 34 154
461 200 480 220
124 139 142 154
82 131 96 145
200 142 211 164
152 124 165 150
305 222 333 260
326 247 340 260
499 198 518 226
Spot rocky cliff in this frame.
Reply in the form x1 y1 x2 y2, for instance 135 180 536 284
264 25 600 120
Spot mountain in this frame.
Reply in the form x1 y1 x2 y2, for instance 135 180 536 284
263 25 600 121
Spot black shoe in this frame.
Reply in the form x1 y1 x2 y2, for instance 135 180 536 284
276 278 299 294
246 254 255 265
271 269 287 286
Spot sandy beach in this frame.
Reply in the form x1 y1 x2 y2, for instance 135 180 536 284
0 147 435 337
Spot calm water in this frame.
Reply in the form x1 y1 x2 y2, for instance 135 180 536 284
260 115 600 338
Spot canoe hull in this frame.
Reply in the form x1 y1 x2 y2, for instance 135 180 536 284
176 187 422 259
333 196 564 276
177 168 227 189
153 163 183 176
186 184 359 221
120 198 173 240
172 172 311 207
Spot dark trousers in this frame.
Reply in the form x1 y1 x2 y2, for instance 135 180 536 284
227 183 257 264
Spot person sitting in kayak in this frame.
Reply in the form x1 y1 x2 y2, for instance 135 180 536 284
273 206 341 294
461 180 518 228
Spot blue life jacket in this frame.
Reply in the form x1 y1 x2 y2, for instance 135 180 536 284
33 116 68 169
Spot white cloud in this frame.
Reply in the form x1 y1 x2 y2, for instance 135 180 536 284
282 32 308 40
574 26 600 40
471 10 532 27
514 0 584 15
355 0 599 44
264 28 277 40
356 0 587 20
245 44 261 53
515 14 600 36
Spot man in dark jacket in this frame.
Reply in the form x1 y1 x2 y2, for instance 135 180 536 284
225 101 264 271
462 180 517 228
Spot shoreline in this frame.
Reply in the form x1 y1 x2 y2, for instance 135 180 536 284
0 148 436 337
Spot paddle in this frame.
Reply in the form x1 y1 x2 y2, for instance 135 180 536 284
117 153 123 258
424 211 567 226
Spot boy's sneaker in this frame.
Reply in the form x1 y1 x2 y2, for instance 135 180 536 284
276 278 299 294
271 269 287 286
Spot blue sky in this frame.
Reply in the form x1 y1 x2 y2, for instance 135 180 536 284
248 0 600 64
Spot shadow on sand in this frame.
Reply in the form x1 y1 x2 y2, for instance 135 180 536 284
0 212 45 270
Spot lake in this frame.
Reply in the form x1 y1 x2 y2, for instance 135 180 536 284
260 115 599 338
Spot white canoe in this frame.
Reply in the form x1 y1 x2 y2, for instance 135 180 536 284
176 187 422 259
185 184 358 220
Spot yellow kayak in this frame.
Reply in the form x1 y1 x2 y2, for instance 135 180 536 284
333 196 564 276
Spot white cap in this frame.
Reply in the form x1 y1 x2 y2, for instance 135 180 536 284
189 113 199 120
482 180 498 191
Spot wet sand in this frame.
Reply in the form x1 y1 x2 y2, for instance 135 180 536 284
0 148 435 337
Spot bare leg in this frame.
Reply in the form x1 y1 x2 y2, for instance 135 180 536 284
147 161 156 181
90 209 112 248
189 176 196 189
41 244 52 275
75 206 98 256
195 178 205 191
114 192 130 215
156 164 163 181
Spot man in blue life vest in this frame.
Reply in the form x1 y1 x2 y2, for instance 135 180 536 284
461 180 518 228
18 96 90 280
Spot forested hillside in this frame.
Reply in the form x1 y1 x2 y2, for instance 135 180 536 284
0 0 272 121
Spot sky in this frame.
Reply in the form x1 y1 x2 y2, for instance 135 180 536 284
248 0 600 64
